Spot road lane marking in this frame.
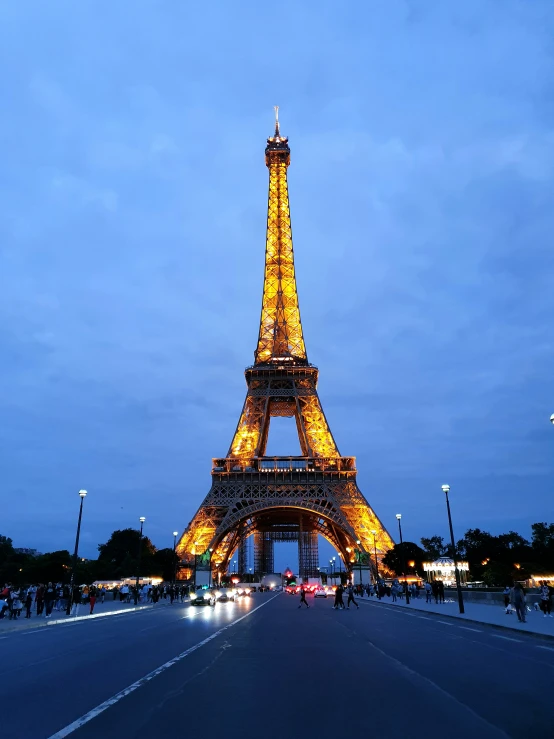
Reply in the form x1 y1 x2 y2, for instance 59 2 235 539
47 594 280 738
536 645 554 652
47 605 152 626
417 616 432 621
492 635 521 642
437 620 455 626
458 627 482 632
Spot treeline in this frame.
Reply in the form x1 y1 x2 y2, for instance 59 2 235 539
0 529 179 586
382 522 554 586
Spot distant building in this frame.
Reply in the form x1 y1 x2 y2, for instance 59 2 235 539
14 548 42 557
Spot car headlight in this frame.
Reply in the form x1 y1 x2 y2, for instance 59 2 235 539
190 593 197 600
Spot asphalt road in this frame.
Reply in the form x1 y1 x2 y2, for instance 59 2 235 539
2 592 553 739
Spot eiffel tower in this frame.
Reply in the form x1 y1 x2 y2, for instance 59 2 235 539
177 109 394 582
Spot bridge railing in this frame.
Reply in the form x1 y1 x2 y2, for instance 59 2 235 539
211 456 357 473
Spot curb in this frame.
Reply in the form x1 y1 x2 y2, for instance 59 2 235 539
359 598 554 642
0 601 184 634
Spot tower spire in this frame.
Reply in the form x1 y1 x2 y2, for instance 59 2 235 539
255 109 307 365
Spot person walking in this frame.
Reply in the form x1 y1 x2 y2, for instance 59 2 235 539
24 589 33 619
71 585 82 617
502 585 511 610
100 586 106 604
298 586 310 609
425 581 432 603
44 582 56 618
35 584 45 616
89 585 97 615
391 582 398 603
438 580 445 604
512 583 526 623
346 583 359 610
540 582 552 618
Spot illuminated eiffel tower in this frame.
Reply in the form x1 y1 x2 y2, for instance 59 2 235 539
177 109 393 582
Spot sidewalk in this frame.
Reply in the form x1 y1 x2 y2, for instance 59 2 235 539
360 594 554 639
0 598 186 634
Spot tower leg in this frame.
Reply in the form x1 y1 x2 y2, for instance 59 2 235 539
238 536 248 578
254 532 274 577
299 531 319 580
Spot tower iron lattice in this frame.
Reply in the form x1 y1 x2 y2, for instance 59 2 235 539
177 109 394 582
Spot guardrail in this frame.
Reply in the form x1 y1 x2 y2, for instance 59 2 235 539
211 456 356 473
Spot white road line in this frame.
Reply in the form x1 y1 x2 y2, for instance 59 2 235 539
492 635 521 643
458 627 482 633
536 645 554 652
437 620 455 626
47 594 280 738
417 616 432 621
47 605 152 626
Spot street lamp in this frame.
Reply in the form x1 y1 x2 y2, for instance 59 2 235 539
194 541 199 589
332 556 336 584
396 514 410 604
66 489 87 616
442 485 465 614
134 517 146 605
356 540 362 586
172 531 178 589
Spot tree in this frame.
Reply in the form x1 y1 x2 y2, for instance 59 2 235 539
0 535 14 564
531 523 554 570
382 542 426 577
421 536 448 560
152 548 179 582
97 529 156 579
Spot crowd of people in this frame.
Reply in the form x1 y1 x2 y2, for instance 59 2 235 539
0 581 191 620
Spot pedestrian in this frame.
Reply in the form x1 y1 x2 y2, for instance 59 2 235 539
540 582 552 618
391 582 398 603
100 586 106 604
44 582 56 617
346 583 359 610
298 586 310 609
425 581 432 603
512 583 526 623
35 584 45 616
438 580 445 604
71 585 82 617
502 585 511 610
335 584 345 610
25 589 33 618
89 585 97 615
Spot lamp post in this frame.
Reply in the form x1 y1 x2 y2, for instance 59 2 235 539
442 485 465 614
356 540 362 586
396 514 410 604
332 556 336 584
172 531 178 588
194 541 199 590
209 548 213 587
134 517 146 605
66 489 87 616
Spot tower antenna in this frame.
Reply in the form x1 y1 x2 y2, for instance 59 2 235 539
274 105 280 137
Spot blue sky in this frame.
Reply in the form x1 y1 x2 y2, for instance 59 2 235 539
1 1 553 570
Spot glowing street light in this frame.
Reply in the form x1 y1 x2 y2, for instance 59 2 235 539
396 514 410 604
135 517 146 605
172 531 179 588
66 490 87 616
442 484 465 614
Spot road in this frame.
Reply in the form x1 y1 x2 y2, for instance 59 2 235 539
2 592 553 738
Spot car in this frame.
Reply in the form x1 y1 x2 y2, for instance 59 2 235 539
314 588 327 598
190 590 216 607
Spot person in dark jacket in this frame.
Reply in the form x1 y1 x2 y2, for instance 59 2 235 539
44 582 56 618
25 590 33 618
71 585 82 616
298 586 310 609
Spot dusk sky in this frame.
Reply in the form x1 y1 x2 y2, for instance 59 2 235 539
1 2 553 570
